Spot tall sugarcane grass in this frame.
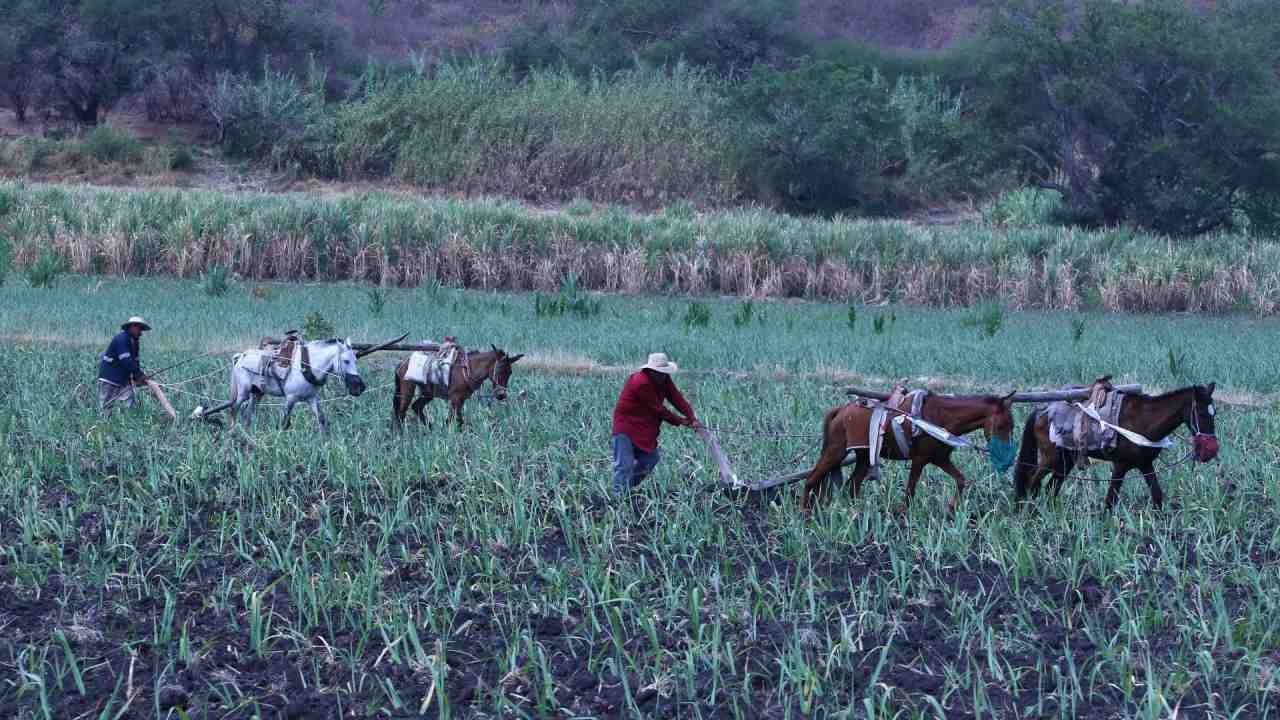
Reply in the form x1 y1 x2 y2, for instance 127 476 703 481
0 277 1276 717
3 181 1280 314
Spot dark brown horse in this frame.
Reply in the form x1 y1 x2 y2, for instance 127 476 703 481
1013 384 1219 510
800 390 1017 514
392 345 524 430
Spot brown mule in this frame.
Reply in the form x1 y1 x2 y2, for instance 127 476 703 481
1013 383 1218 510
392 344 524 430
800 390 1017 514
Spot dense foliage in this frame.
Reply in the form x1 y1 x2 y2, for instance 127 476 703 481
2 0 1278 235
5 182 1280 314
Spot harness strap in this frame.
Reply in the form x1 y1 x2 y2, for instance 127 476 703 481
1074 402 1172 448
868 398 972 450
890 415 912 456
459 350 490 392
300 344 326 387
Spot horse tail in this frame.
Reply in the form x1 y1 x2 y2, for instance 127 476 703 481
391 358 407 428
1012 410 1040 499
818 405 842 454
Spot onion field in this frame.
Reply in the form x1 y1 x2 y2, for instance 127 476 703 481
1 277 1278 719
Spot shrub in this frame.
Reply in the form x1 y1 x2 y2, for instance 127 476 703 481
201 264 230 297
330 61 733 207
982 188 1062 228
534 273 601 319
81 125 143 165
367 286 387 316
25 250 64 288
730 60 980 215
733 300 755 327
208 63 336 176
1071 318 1086 345
682 302 711 329
566 199 594 217
0 137 55 172
847 305 857 330
0 237 10 285
963 301 1004 337
303 311 335 339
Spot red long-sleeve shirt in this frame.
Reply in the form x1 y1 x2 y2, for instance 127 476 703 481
611 371 696 453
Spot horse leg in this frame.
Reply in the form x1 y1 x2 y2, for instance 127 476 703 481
935 457 969 515
1025 466 1052 499
1027 440 1057 498
309 396 328 434
242 393 260 428
895 460 927 515
449 396 465 429
848 450 872 499
1140 462 1163 510
413 394 431 426
281 397 298 430
799 446 845 512
392 379 409 432
1104 464 1130 511
798 450 839 512
1048 450 1075 498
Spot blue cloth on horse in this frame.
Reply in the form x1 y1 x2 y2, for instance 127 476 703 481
97 331 143 386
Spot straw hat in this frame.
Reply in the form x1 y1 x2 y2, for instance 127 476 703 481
640 352 677 375
121 316 152 331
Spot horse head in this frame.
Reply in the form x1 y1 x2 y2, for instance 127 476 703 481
1189 382 1218 462
335 338 367 397
489 344 525 401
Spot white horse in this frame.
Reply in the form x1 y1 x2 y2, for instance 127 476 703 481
193 336 397 431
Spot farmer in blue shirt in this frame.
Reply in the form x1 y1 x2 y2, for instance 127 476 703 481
97 316 174 419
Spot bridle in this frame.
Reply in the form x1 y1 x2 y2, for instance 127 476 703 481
1186 395 1216 440
459 350 506 394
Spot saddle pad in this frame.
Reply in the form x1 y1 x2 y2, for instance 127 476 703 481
850 390 926 466
405 352 431 385
406 351 453 387
1047 391 1125 451
234 349 274 391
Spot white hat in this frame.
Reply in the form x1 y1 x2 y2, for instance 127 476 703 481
121 316 152 331
640 352 678 375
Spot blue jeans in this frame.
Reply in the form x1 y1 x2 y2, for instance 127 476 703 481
612 434 660 495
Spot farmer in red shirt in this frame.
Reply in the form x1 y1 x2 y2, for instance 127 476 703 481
611 353 701 495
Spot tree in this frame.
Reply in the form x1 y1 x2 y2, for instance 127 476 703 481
0 0 57 123
984 0 1280 235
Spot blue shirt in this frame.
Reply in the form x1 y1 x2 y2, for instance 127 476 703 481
97 331 143 386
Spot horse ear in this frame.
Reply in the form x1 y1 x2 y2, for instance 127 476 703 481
510 354 525 364
1206 382 1216 396
491 343 500 355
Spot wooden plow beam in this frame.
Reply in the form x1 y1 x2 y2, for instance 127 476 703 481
350 342 443 354
844 385 1142 403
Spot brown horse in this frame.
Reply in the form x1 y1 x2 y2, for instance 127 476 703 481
1013 383 1219 510
392 345 524 430
800 390 1017 514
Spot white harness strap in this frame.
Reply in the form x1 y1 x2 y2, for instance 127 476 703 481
1073 402 1174 449
861 393 970 468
